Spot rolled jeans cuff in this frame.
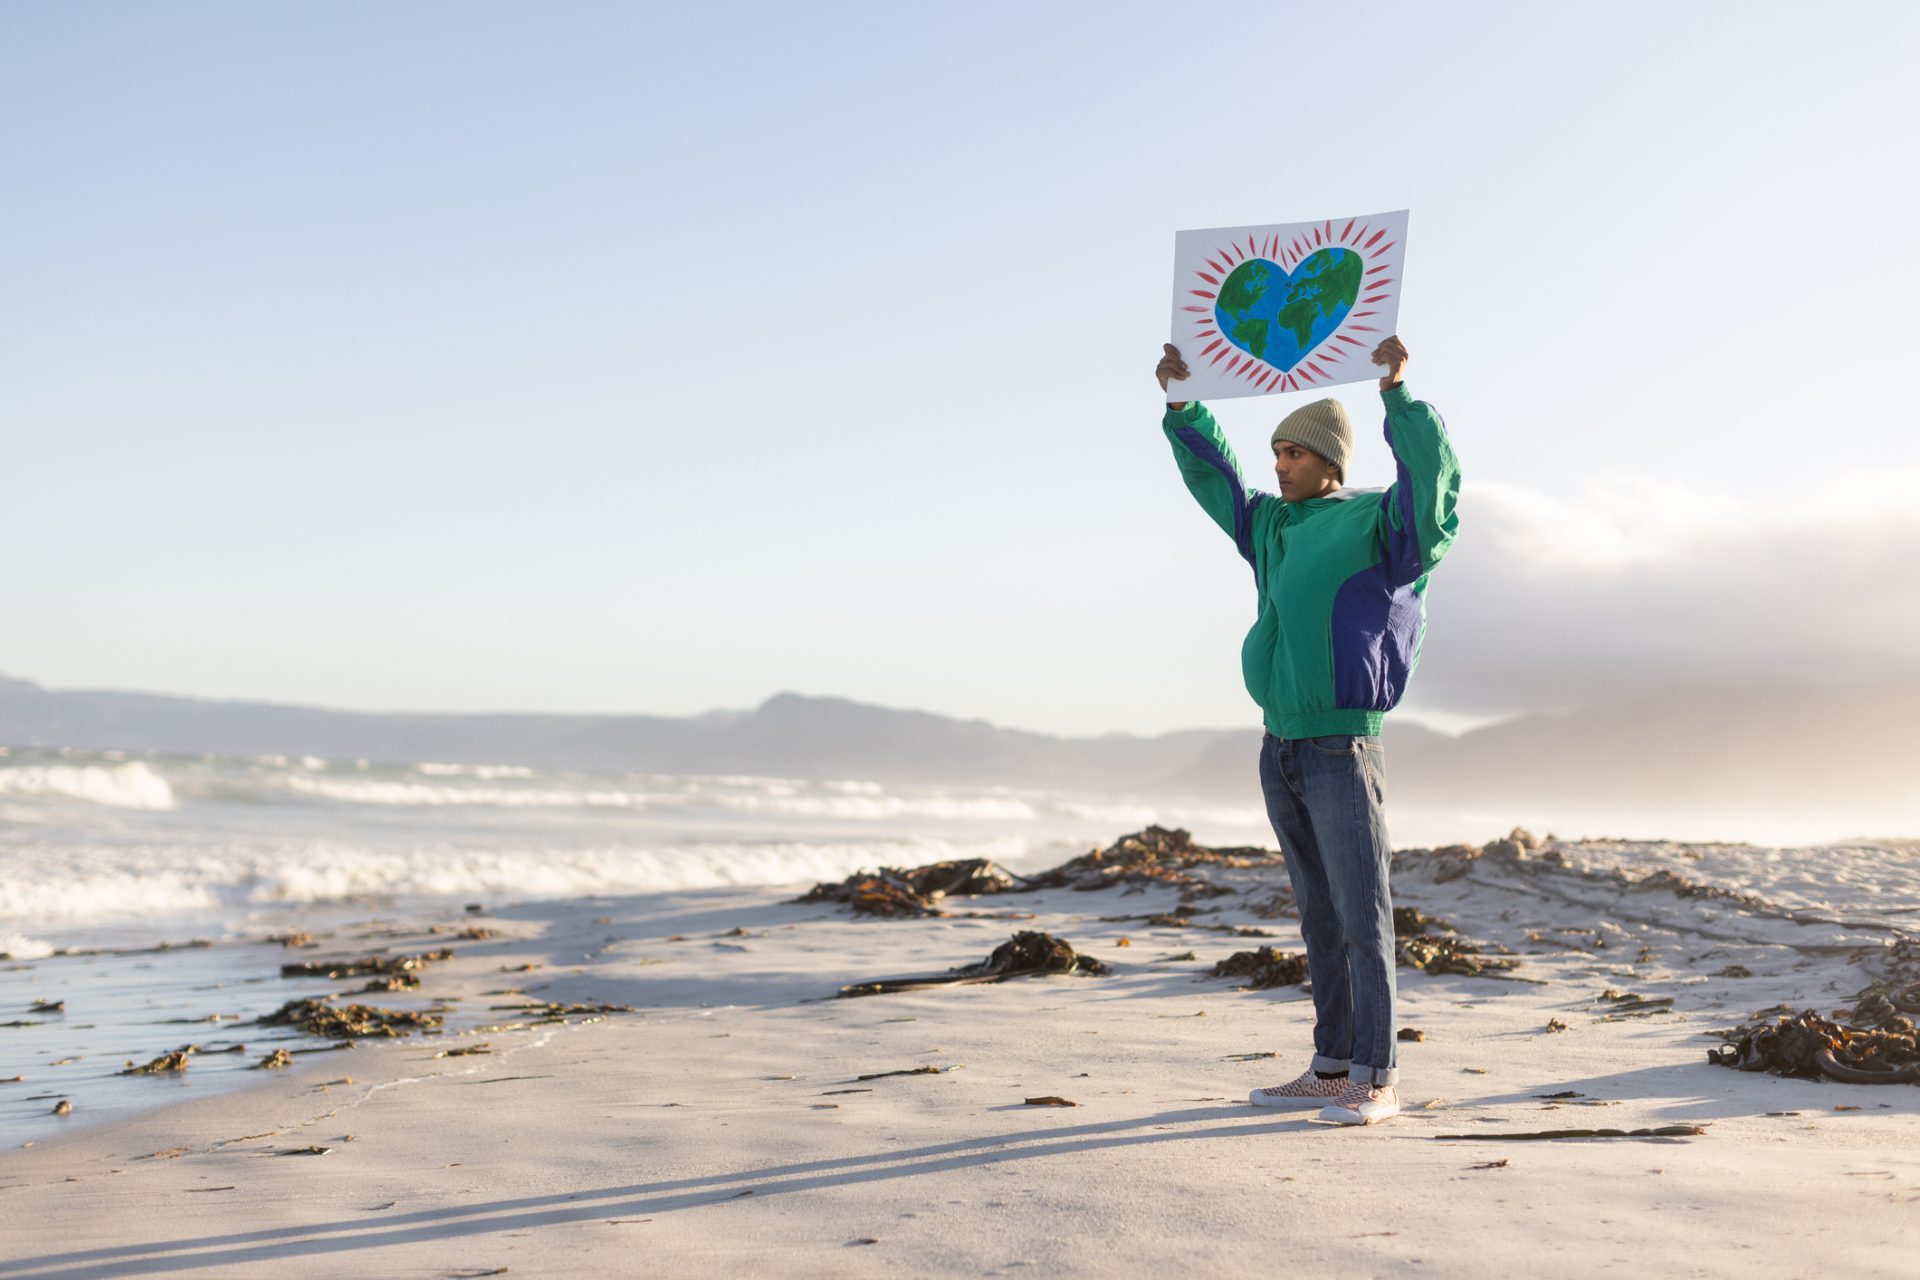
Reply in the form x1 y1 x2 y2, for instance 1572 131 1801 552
1351 1063 1399 1086
1310 1054 1350 1076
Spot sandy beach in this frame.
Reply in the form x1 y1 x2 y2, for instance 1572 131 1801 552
2 830 1917 1278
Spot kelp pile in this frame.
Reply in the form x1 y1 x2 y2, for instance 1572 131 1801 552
1393 903 1522 978
280 948 454 981
1710 939 1920 1084
838 930 1109 998
258 999 444 1038
1709 1009 1919 1084
795 858 1020 918
800 826 1281 918
1210 946 1310 990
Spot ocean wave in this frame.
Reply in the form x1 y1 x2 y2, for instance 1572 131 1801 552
0 836 1039 922
278 774 653 809
0 932 55 960
0 762 176 811
416 762 536 779
710 792 1040 821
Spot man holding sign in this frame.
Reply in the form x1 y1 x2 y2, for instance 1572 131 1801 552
1154 329 1460 1127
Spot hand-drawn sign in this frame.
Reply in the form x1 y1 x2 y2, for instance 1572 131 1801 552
1168 210 1408 402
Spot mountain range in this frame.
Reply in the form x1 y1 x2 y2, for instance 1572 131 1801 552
2 673 1915 827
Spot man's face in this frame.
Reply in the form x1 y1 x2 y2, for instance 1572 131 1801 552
1272 439 1338 502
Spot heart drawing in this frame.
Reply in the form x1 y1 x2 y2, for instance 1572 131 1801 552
1212 248 1362 373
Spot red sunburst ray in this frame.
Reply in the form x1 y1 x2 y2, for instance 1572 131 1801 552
1196 272 1219 285
1370 241 1397 257
1191 290 1216 299
1201 339 1224 355
1305 361 1328 378
1340 219 1355 242
1366 264 1391 275
1365 230 1386 248
1362 293 1390 303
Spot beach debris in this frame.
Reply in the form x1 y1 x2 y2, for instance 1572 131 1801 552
1393 906 1455 936
797 858 1022 917
1023 1096 1077 1106
280 949 453 981
484 1001 634 1024
258 999 443 1039
1397 933 1523 979
2 1075 22 1083
252 1049 294 1070
1209 946 1309 990
1435 1126 1707 1141
1546 1018 1570 1033
1154 951 1198 963
357 973 423 993
837 931 1109 998
856 1066 942 1081
1596 990 1675 1019
800 828 1279 918
1468 1158 1509 1170
52 1099 71 1116
269 931 318 948
435 1043 494 1058
1115 937 1131 947
1398 1028 1426 1042
187 1186 237 1193
29 999 64 1014
273 1145 332 1157
821 1088 874 1095
1461 1067 1488 1074
1223 1051 1277 1061
121 1052 190 1075
447 1270 509 1278
1018 827 1276 898
1708 1009 1919 1084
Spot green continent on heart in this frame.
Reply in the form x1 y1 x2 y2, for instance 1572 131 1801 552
1275 251 1363 349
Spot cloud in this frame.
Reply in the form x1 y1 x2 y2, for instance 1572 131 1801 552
1412 468 1920 713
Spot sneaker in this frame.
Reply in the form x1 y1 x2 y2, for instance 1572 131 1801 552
1248 1067 1349 1109
1316 1078 1399 1125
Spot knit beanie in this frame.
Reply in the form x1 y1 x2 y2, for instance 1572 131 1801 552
1270 398 1353 476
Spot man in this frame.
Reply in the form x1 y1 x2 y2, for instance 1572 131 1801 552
1154 336 1460 1126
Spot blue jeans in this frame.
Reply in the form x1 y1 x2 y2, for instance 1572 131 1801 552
1258 732 1398 1086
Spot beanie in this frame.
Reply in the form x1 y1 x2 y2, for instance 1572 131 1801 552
1270 398 1353 476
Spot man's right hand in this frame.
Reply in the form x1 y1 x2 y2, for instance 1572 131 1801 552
1156 343 1191 408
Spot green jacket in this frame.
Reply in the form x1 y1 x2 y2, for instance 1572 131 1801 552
1163 384 1460 738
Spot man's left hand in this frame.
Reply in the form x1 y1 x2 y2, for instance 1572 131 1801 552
1372 336 1408 389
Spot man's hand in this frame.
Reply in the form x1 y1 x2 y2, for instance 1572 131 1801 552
1372 335 1408 389
1157 343 1191 408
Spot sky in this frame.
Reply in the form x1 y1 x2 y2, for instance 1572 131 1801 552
5 1 1918 737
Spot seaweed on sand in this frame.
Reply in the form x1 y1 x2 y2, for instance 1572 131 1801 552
838 931 1109 998
1209 947 1310 990
800 827 1282 918
279 949 453 980
1709 1009 1920 1084
1397 933 1526 979
796 859 1022 918
257 999 443 1038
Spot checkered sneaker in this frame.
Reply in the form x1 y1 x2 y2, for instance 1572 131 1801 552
1248 1067 1349 1109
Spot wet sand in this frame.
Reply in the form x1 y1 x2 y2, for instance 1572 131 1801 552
2 835 1917 1278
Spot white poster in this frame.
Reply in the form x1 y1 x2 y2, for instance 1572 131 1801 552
1168 210 1408 402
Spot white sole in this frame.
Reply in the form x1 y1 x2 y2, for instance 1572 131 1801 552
1316 1102 1399 1126
1249 1091 1344 1109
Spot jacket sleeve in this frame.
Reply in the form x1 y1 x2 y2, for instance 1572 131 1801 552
1163 401 1272 572
1375 383 1461 585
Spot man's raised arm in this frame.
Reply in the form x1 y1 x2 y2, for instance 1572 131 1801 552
1370 337 1461 584
1156 343 1268 569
